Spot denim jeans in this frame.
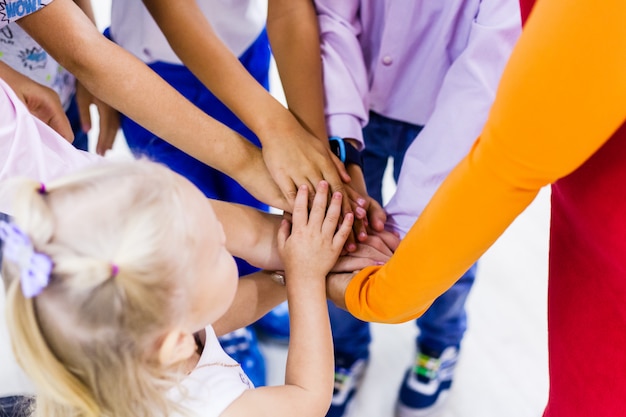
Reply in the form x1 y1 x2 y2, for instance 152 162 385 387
118 30 271 277
329 111 477 359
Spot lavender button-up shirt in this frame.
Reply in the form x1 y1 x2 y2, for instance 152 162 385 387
316 0 521 235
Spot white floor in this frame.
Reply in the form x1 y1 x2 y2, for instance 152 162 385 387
1 2 550 415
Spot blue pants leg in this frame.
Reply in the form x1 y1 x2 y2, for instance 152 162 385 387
328 303 371 360
416 264 476 352
330 111 476 359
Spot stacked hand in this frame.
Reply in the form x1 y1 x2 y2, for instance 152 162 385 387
0 61 73 142
277 181 353 282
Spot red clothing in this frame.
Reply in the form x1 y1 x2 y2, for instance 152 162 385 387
518 0 534 24
548 123 626 416
521 1 626 413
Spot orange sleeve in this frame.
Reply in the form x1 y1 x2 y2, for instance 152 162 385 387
345 0 626 323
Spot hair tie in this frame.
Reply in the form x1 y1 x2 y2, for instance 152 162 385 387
38 183 47 194
111 264 119 278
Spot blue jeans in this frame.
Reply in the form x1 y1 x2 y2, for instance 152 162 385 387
117 30 271 277
329 111 477 359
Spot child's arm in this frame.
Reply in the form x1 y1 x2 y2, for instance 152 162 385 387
17 0 289 211
71 0 120 156
267 0 382 241
213 270 287 337
140 0 350 216
266 0 327 141
222 182 352 416
209 200 283 271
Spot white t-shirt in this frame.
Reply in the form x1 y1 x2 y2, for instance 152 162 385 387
110 0 267 64
170 325 252 417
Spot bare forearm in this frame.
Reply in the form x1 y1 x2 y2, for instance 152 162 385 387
142 0 299 142
18 0 261 181
73 0 96 24
268 0 327 140
285 276 333 408
326 272 352 310
213 271 287 337
210 200 283 270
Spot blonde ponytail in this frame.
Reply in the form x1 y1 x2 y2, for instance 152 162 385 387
3 160 197 417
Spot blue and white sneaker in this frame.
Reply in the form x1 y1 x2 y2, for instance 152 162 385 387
326 355 368 417
395 345 459 417
218 326 266 387
254 301 290 344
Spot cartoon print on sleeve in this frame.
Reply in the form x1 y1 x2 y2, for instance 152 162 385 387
0 16 75 109
18 45 46 69
0 0 53 27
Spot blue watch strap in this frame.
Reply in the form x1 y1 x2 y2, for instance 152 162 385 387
329 136 347 163
329 136 363 168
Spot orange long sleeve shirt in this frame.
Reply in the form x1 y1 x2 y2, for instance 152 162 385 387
345 0 626 323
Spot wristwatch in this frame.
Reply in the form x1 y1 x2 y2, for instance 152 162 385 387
329 136 364 169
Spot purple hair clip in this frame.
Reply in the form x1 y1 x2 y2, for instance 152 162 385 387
0 220 53 298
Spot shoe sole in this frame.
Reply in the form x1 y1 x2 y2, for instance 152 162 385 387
394 390 450 417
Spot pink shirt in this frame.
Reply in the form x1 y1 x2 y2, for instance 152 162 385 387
0 78 101 215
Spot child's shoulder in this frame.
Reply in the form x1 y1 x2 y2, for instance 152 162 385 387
168 326 253 417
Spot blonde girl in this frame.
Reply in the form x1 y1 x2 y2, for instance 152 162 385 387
2 159 353 417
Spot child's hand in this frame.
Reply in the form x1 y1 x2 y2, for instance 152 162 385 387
331 234 393 272
277 181 353 282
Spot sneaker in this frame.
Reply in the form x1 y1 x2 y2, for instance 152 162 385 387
0 396 33 417
254 301 290 344
395 345 459 417
218 326 266 387
326 355 368 417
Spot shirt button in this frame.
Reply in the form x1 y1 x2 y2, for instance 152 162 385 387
382 55 393 66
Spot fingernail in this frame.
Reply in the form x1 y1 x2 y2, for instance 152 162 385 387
357 198 367 206
375 261 385 265
356 207 367 217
